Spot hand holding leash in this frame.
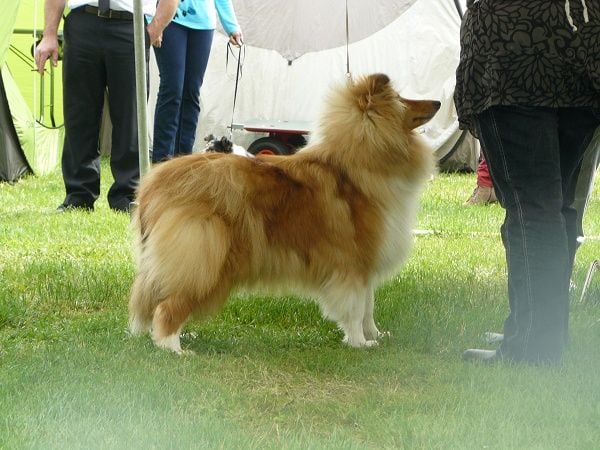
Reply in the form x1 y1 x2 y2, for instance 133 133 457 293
229 31 243 47
34 36 59 74
146 21 163 48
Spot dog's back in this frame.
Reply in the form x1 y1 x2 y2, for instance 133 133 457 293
134 150 381 286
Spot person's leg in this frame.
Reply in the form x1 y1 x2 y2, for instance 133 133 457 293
557 108 600 299
477 157 493 188
476 106 570 364
104 19 147 211
570 126 600 242
174 29 214 156
464 155 497 205
152 23 187 163
60 10 106 209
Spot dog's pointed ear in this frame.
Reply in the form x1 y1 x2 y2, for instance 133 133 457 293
357 73 391 111
205 134 215 142
369 73 390 92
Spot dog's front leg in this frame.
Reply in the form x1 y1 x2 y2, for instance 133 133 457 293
362 288 382 341
322 285 378 348
342 322 377 347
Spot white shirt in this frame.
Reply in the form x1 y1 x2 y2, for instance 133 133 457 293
68 0 156 16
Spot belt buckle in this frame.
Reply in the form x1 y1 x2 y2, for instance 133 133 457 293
98 8 112 18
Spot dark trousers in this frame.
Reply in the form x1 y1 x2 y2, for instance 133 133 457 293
61 9 149 210
476 105 600 364
152 23 213 162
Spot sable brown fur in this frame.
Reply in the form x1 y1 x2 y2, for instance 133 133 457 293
129 73 439 353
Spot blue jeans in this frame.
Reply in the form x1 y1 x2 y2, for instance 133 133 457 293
476 105 600 364
152 23 213 162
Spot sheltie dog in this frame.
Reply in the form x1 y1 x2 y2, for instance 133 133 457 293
129 73 439 353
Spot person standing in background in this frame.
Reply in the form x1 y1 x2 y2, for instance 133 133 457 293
152 0 243 163
464 156 497 206
35 0 178 212
455 0 600 365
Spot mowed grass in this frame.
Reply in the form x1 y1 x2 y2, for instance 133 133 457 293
1 165 600 449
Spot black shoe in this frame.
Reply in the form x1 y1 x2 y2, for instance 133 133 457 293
110 203 130 213
109 197 135 213
56 203 94 212
462 349 500 364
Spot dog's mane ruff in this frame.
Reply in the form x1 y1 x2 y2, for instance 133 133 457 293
306 74 432 186
299 75 433 203
294 74 436 279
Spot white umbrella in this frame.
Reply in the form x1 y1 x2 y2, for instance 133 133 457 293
229 0 420 63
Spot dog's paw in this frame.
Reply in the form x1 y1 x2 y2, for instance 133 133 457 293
343 335 379 348
153 333 184 354
363 322 390 341
128 317 152 336
363 326 379 341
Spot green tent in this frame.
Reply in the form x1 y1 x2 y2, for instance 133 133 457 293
0 0 63 182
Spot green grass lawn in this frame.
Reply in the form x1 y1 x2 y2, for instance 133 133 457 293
1 165 599 449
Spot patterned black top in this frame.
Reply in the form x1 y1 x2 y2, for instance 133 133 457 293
454 0 600 136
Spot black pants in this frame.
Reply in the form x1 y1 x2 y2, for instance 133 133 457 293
476 105 600 364
61 9 149 210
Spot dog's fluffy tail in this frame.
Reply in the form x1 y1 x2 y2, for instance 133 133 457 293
128 208 162 335
128 203 235 336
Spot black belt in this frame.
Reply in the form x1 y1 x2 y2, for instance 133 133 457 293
82 5 134 20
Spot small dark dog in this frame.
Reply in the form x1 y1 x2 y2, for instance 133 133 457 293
204 134 251 157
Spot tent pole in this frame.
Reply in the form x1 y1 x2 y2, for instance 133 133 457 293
133 0 150 178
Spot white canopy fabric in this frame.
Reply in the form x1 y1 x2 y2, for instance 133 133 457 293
147 0 479 170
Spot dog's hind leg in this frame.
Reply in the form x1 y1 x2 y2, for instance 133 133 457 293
152 281 233 354
152 293 194 354
145 214 233 353
129 268 163 336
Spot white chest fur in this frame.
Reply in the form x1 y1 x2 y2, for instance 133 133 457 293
375 180 423 279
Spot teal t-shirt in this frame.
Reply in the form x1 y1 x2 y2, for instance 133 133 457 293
172 0 240 34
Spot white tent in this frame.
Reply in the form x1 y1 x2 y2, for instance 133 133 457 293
147 0 479 171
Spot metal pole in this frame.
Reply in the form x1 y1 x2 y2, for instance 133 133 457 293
453 0 464 18
133 0 150 177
